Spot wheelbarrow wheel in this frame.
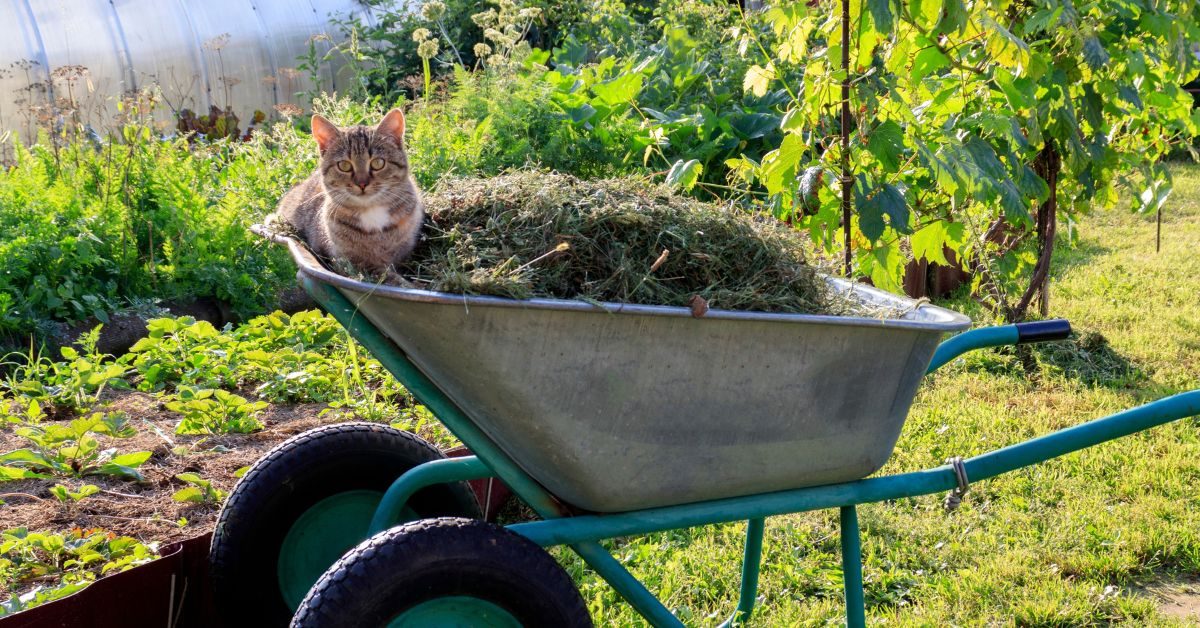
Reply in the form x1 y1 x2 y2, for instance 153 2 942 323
209 422 482 627
291 517 592 628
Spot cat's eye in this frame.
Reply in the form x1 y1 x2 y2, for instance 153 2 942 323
337 160 353 172
370 157 385 171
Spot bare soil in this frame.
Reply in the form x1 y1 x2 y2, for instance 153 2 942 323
1145 579 1200 624
0 389 345 555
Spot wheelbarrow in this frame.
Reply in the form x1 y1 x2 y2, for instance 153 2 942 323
211 229 1200 627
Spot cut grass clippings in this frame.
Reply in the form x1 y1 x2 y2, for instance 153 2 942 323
399 171 896 317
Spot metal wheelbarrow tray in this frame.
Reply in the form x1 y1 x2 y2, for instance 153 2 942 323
282 235 970 512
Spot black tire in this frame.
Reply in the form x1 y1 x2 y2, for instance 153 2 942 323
291 517 592 628
210 423 482 628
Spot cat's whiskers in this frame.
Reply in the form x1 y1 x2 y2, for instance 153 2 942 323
372 190 413 206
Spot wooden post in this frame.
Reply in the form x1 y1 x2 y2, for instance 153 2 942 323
840 0 852 277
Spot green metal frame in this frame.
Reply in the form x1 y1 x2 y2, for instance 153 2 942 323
303 276 1200 627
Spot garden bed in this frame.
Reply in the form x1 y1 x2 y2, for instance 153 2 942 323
0 389 334 551
0 309 457 616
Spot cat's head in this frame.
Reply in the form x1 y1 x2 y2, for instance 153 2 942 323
311 109 412 209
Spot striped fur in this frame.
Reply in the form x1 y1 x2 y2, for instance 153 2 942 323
277 109 423 276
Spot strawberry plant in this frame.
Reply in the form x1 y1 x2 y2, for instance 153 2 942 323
0 527 157 617
47 484 99 504
123 311 359 402
2 330 128 417
0 412 150 481
171 473 227 505
166 387 266 435
235 309 343 353
123 317 239 392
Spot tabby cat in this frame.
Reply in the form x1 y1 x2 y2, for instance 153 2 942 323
276 109 423 281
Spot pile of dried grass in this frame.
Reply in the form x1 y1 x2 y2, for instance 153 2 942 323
398 171 888 317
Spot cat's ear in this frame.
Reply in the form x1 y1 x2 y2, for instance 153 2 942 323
377 108 406 144
310 115 339 153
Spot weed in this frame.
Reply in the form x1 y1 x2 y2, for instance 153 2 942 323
0 116 305 340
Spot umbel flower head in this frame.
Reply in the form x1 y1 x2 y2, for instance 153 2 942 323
421 0 446 21
417 39 440 60
412 28 432 43
471 9 497 28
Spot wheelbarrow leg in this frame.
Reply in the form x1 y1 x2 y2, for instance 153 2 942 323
719 518 765 627
571 541 684 628
840 506 866 628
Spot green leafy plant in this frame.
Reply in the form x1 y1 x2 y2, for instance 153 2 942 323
120 310 387 404
123 317 238 391
0 412 150 481
0 110 305 341
0 527 157 617
47 483 99 504
2 329 128 417
166 387 266 435
171 473 227 505
330 0 492 101
236 310 346 402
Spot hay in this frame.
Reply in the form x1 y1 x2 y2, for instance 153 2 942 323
396 171 897 317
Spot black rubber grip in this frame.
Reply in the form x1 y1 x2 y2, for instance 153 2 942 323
1015 319 1072 344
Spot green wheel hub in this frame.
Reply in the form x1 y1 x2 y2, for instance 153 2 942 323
388 596 523 627
277 490 417 610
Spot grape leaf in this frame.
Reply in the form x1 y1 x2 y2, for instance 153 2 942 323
858 183 910 241
909 0 943 31
994 68 1035 110
867 0 895 35
743 63 775 98
934 0 968 34
1082 35 1110 71
911 47 949 82
867 120 906 172
912 222 951 265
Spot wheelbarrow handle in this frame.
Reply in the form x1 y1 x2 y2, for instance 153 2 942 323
926 319 1072 374
1014 319 1072 343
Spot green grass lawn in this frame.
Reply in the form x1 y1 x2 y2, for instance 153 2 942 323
566 163 1200 626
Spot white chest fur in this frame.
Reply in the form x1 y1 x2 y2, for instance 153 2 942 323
356 205 395 232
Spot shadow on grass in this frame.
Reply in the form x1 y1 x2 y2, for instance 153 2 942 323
1051 235 1113 275
957 329 1147 390
1033 331 1148 389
